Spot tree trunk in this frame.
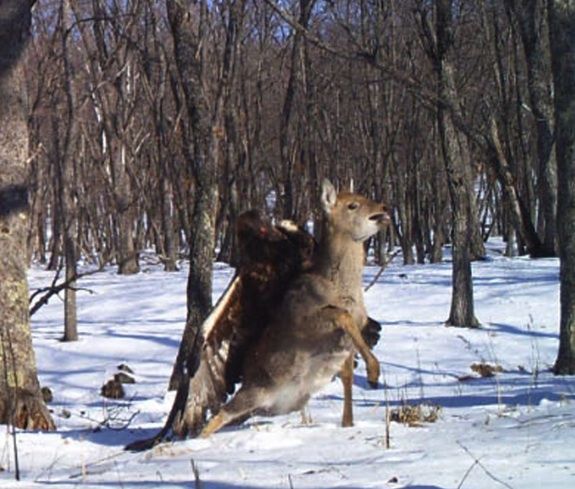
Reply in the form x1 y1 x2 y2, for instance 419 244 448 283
435 0 480 328
507 0 557 256
115 145 140 275
430 144 447 263
488 117 546 256
166 0 237 390
0 0 55 431
279 0 315 219
548 0 575 374
160 177 178 272
60 0 78 340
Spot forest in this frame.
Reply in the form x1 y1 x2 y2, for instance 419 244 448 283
0 0 574 485
21 0 561 269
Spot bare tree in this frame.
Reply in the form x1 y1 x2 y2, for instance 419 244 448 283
18 0 565 352
548 0 575 374
58 0 79 340
425 0 480 327
167 0 243 390
0 0 55 430
506 0 557 256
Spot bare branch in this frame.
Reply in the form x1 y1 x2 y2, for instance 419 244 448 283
364 249 401 292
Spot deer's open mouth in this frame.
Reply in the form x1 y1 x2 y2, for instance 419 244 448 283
369 213 390 225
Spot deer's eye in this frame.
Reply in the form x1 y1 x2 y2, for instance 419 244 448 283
347 202 359 211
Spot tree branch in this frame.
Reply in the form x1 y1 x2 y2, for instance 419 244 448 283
29 265 101 317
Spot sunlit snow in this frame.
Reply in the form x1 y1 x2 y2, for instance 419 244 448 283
1 240 573 489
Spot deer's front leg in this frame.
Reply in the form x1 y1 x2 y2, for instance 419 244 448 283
334 309 380 388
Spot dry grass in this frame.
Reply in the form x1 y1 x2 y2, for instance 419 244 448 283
458 362 504 382
470 362 503 378
389 402 441 427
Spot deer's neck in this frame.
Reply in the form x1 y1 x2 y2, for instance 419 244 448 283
315 224 365 301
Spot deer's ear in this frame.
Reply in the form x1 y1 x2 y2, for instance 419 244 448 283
321 179 337 212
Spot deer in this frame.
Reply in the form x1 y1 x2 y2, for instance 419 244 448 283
199 179 390 437
126 210 319 451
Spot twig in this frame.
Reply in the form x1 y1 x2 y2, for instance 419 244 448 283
29 265 102 317
10 420 18 481
364 249 401 292
29 261 63 305
75 397 140 431
457 459 479 489
384 372 391 449
191 459 202 489
262 0 436 105
29 250 142 317
262 0 489 154
68 450 128 479
456 442 515 489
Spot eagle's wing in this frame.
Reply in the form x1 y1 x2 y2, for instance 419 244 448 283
178 273 244 436
178 210 316 436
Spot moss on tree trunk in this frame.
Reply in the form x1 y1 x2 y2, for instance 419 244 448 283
0 0 55 430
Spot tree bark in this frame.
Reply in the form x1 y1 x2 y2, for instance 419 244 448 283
278 0 315 219
488 118 546 256
59 0 79 340
114 143 140 275
430 144 447 263
167 0 239 390
0 0 55 430
160 177 178 272
506 0 557 256
548 0 575 374
435 0 480 328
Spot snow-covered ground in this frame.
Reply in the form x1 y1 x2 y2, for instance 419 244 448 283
1 240 573 488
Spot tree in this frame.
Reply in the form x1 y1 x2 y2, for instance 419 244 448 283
419 0 480 327
15 0 563 316
505 0 557 256
167 0 243 390
549 0 575 374
57 0 79 341
278 0 316 220
0 0 55 430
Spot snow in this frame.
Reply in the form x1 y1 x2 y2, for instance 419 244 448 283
1 240 574 488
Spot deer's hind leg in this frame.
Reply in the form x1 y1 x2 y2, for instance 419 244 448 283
340 352 355 427
200 386 264 438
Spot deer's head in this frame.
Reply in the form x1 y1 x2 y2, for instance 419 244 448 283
320 179 390 242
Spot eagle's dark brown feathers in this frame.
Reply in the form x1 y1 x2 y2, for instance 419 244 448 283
174 210 316 436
